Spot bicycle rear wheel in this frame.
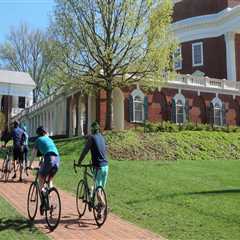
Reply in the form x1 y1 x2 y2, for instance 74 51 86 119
27 182 39 221
93 186 108 227
45 187 61 231
76 179 87 218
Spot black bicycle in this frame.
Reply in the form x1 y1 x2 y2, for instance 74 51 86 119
27 166 61 231
0 147 12 182
73 161 108 227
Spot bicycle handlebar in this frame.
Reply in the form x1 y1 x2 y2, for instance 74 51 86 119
73 160 93 173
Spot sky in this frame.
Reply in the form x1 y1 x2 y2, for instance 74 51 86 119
0 0 55 43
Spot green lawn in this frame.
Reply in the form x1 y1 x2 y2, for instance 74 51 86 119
54 136 240 240
0 196 48 240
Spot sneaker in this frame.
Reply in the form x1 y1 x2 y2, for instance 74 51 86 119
12 173 16 179
40 203 44 215
19 177 22 182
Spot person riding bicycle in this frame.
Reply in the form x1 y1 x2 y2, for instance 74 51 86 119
77 121 108 210
1 126 11 147
11 120 25 181
22 126 29 176
29 126 60 215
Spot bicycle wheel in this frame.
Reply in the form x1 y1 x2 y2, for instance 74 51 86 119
45 187 61 231
27 182 39 221
0 158 6 180
93 186 108 227
4 157 12 182
76 179 87 218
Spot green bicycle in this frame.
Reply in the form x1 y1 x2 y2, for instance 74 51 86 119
73 161 108 227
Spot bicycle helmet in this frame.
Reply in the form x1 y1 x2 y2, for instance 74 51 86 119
91 121 100 134
36 126 47 136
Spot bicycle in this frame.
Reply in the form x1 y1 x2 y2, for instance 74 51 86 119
27 166 61 231
0 147 13 182
73 160 108 227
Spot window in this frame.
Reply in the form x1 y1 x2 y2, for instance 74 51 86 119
176 99 184 124
133 96 144 122
214 103 222 126
172 94 187 124
210 97 225 126
173 46 182 70
129 89 147 123
18 97 25 108
192 42 203 66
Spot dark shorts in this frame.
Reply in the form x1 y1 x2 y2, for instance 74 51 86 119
13 146 23 162
39 153 60 178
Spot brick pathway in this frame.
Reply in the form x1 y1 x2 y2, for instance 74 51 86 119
0 170 166 240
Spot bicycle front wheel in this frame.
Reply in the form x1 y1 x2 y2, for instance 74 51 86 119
45 187 61 231
0 158 7 180
93 186 108 227
27 182 39 221
5 157 13 182
76 179 87 218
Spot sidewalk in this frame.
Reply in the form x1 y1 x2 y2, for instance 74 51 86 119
0 172 166 240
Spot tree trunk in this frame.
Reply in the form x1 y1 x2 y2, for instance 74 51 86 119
105 87 113 130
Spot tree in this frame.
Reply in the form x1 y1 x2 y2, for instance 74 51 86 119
51 0 176 130
0 23 56 102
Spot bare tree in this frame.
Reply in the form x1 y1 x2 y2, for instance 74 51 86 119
51 0 175 129
0 23 56 102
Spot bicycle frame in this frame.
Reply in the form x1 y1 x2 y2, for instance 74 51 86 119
74 162 94 204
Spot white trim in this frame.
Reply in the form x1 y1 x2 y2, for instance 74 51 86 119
172 5 240 43
192 42 204 67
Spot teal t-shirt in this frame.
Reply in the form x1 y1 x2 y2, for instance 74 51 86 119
35 136 59 156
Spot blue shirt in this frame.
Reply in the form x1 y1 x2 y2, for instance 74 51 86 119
79 133 108 167
35 135 59 157
12 127 24 147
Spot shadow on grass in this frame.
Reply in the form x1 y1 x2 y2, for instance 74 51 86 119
0 217 37 232
186 189 240 195
125 189 240 205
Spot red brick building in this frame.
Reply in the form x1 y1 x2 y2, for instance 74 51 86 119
95 0 240 130
12 0 240 137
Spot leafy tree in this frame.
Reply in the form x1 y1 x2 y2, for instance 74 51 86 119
51 0 176 129
0 23 56 102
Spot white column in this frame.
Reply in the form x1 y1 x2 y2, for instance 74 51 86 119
225 32 236 81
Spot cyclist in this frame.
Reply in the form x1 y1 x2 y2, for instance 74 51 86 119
1 126 11 147
22 126 29 176
11 120 25 181
77 121 108 213
29 126 60 215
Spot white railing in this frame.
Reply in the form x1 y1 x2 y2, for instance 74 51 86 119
169 74 240 92
11 108 24 117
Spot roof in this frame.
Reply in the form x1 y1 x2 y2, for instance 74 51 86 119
0 70 36 87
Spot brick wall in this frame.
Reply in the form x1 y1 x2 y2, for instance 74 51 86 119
178 36 227 79
97 87 240 129
173 0 228 22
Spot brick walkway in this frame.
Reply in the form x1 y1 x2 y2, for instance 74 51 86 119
0 171 166 240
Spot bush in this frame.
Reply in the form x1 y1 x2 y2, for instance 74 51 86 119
141 121 240 133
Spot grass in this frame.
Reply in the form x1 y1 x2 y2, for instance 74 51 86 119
53 132 240 240
0 196 48 240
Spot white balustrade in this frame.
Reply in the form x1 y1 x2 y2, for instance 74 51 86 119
168 74 240 92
